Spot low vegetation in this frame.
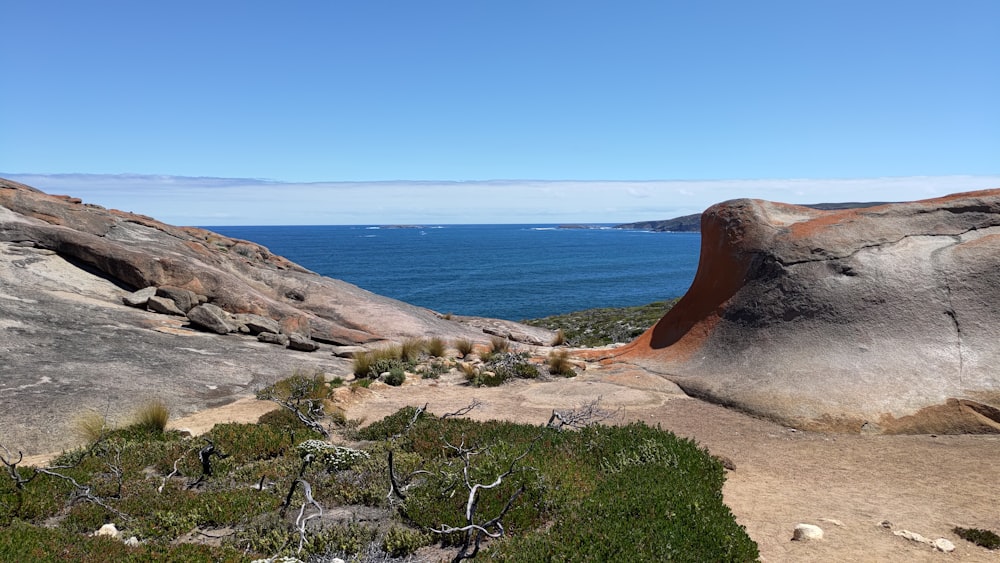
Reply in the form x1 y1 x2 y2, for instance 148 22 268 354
0 372 757 562
524 298 680 347
954 527 1000 550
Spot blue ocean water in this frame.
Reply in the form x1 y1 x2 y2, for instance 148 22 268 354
206 224 701 321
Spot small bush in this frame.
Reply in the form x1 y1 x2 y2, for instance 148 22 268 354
297 439 370 470
383 366 406 387
954 527 1000 550
459 362 478 380
454 338 474 358
426 337 447 358
383 526 432 557
547 350 576 377
132 399 170 434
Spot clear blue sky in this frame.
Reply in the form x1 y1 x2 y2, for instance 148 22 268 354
2 1 998 224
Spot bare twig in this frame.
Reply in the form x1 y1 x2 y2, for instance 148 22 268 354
441 399 483 420
547 397 619 430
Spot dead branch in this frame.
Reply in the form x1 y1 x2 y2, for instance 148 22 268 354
280 453 315 517
258 377 332 439
295 478 322 554
431 434 540 562
441 399 483 419
547 397 619 430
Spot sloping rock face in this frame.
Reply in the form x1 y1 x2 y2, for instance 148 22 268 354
618 190 1000 434
0 177 490 345
0 178 555 454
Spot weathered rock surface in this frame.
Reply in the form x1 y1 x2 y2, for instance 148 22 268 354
0 178 553 455
617 189 1000 434
0 178 496 345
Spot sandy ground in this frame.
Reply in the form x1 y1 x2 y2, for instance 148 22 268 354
335 362 1000 562
22 361 1000 562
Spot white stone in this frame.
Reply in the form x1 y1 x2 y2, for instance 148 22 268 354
792 523 824 541
94 523 121 538
123 536 139 547
894 529 930 544
933 538 956 553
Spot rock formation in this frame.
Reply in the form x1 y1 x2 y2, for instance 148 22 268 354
0 177 552 454
617 190 1000 434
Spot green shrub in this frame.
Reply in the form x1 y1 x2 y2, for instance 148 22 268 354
296 439 370 470
383 366 406 386
383 525 433 556
524 298 680 347
954 527 1000 549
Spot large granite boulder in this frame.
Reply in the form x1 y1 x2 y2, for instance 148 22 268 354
0 178 492 345
617 189 1000 434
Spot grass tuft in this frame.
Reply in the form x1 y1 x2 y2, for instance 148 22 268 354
453 338 474 358
132 399 170 433
72 410 109 444
551 328 566 346
490 335 511 353
425 337 447 358
547 350 576 377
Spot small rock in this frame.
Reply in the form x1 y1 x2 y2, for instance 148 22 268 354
894 529 930 544
287 333 319 352
879 520 893 529
331 345 367 358
94 523 121 538
123 536 140 547
258 332 290 346
233 313 282 335
792 523 824 541
122 286 157 308
156 286 200 313
820 518 844 527
933 538 955 553
147 295 186 316
187 303 236 334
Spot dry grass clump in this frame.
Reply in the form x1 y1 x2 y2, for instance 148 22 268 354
425 337 447 358
551 328 566 346
132 399 170 433
400 339 425 362
453 338 475 358
490 336 511 353
458 362 478 380
547 350 576 377
73 410 110 444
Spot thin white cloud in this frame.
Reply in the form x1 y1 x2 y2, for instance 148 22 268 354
3 173 998 226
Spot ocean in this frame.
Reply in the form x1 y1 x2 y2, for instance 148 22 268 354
206 224 701 321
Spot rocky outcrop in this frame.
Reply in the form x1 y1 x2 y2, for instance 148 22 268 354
617 189 1000 434
0 177 554 455
0 177 496 345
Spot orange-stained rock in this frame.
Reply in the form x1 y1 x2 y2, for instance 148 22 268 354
616 189 1000 434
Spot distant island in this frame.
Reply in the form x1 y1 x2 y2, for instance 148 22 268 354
614 201 892 232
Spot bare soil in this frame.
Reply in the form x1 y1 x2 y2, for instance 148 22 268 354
336 362 1000 562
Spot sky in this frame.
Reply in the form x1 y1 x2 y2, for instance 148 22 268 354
2 1 998 225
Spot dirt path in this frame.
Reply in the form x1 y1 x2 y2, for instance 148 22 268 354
339 363 1000 562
